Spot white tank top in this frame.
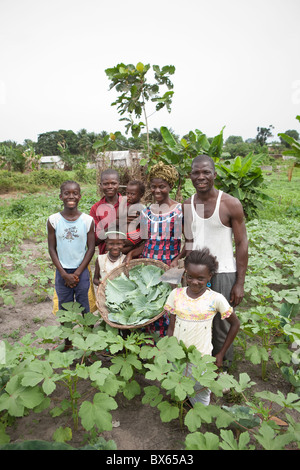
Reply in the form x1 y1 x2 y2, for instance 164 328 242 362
190 191 236 273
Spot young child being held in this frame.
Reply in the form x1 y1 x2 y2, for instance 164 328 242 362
166 248 240 405
122 180 145 255
93 230 126 286
47 181 95 347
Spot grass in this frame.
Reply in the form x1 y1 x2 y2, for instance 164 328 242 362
257 164 300 221
1 162 299 223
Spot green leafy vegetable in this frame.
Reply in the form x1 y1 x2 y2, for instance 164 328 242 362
105 264 172 326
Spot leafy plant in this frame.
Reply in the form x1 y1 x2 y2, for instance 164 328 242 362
241 219 300 379
281 366 300 396
278 115 300 181
215 153 273 219
104 62 175 153
150 126 225 200
0 437 116 450
238 306 293 380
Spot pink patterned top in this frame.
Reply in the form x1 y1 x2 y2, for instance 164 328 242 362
164 287 233 322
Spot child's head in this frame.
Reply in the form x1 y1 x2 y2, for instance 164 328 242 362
184 248 218 295
100 169 120 198
105 230 126 258
59 181 81 207
126 180 145 204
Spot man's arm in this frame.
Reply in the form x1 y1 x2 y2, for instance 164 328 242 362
182 198 194 257
214 311 240 367
229 199 248 307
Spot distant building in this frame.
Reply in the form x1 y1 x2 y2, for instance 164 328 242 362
39 156 63 169
97 150 142 167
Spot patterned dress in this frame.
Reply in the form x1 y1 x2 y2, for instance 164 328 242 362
140 203 182 265
140 203 183 336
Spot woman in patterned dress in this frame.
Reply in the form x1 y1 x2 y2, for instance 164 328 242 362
125 162 183 337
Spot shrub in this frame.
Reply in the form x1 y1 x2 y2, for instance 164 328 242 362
215 153 273 219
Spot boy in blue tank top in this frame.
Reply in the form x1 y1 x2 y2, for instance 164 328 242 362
47 181 95 330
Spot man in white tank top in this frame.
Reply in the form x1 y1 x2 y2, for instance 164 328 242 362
182 155 248 367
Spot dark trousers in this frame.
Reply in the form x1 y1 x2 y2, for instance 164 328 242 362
211 272 237 368
55 267 91 314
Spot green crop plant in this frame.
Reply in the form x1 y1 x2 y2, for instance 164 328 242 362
184 386 300 450
278 115 300 181
238 306 294 380
0 303 158 443
140 336 242 427
240 219 300 380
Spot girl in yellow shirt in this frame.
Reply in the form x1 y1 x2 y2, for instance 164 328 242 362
166 248 240 405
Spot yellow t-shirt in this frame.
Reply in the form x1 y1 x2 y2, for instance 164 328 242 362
164 287 233 355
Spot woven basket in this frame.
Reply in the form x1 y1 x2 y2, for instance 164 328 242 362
96 258 169 329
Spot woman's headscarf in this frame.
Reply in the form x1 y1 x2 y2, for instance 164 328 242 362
148 162 178 188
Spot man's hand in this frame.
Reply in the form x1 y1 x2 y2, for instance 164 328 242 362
230 282 244 307
214 352 224 369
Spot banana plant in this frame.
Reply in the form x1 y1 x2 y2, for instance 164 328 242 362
278 115 300 181
152 126 225 200
215 153 273 219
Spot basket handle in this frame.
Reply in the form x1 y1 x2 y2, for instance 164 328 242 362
124 264 129 278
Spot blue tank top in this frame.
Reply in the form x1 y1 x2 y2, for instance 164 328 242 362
48 212 93 269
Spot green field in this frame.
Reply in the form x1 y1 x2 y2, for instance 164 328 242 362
0 164 299 450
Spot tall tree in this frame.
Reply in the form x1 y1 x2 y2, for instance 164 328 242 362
256 125 274 146
279 129 299 148
104 62 175 156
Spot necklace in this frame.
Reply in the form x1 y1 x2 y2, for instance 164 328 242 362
103 253 124 273
107 253 122 263
145 204 180 232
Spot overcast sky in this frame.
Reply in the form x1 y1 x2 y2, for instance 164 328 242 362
1 0 300 145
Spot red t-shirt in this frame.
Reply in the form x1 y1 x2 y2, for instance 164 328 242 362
90 194 122 253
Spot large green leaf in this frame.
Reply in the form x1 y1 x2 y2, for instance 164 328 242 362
220 430 254 450
157 401 179 422
162 371 195 401
160 126 179 149
79 393 118 432
0 376 44 417
185 431 220 450
21 361 56 395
